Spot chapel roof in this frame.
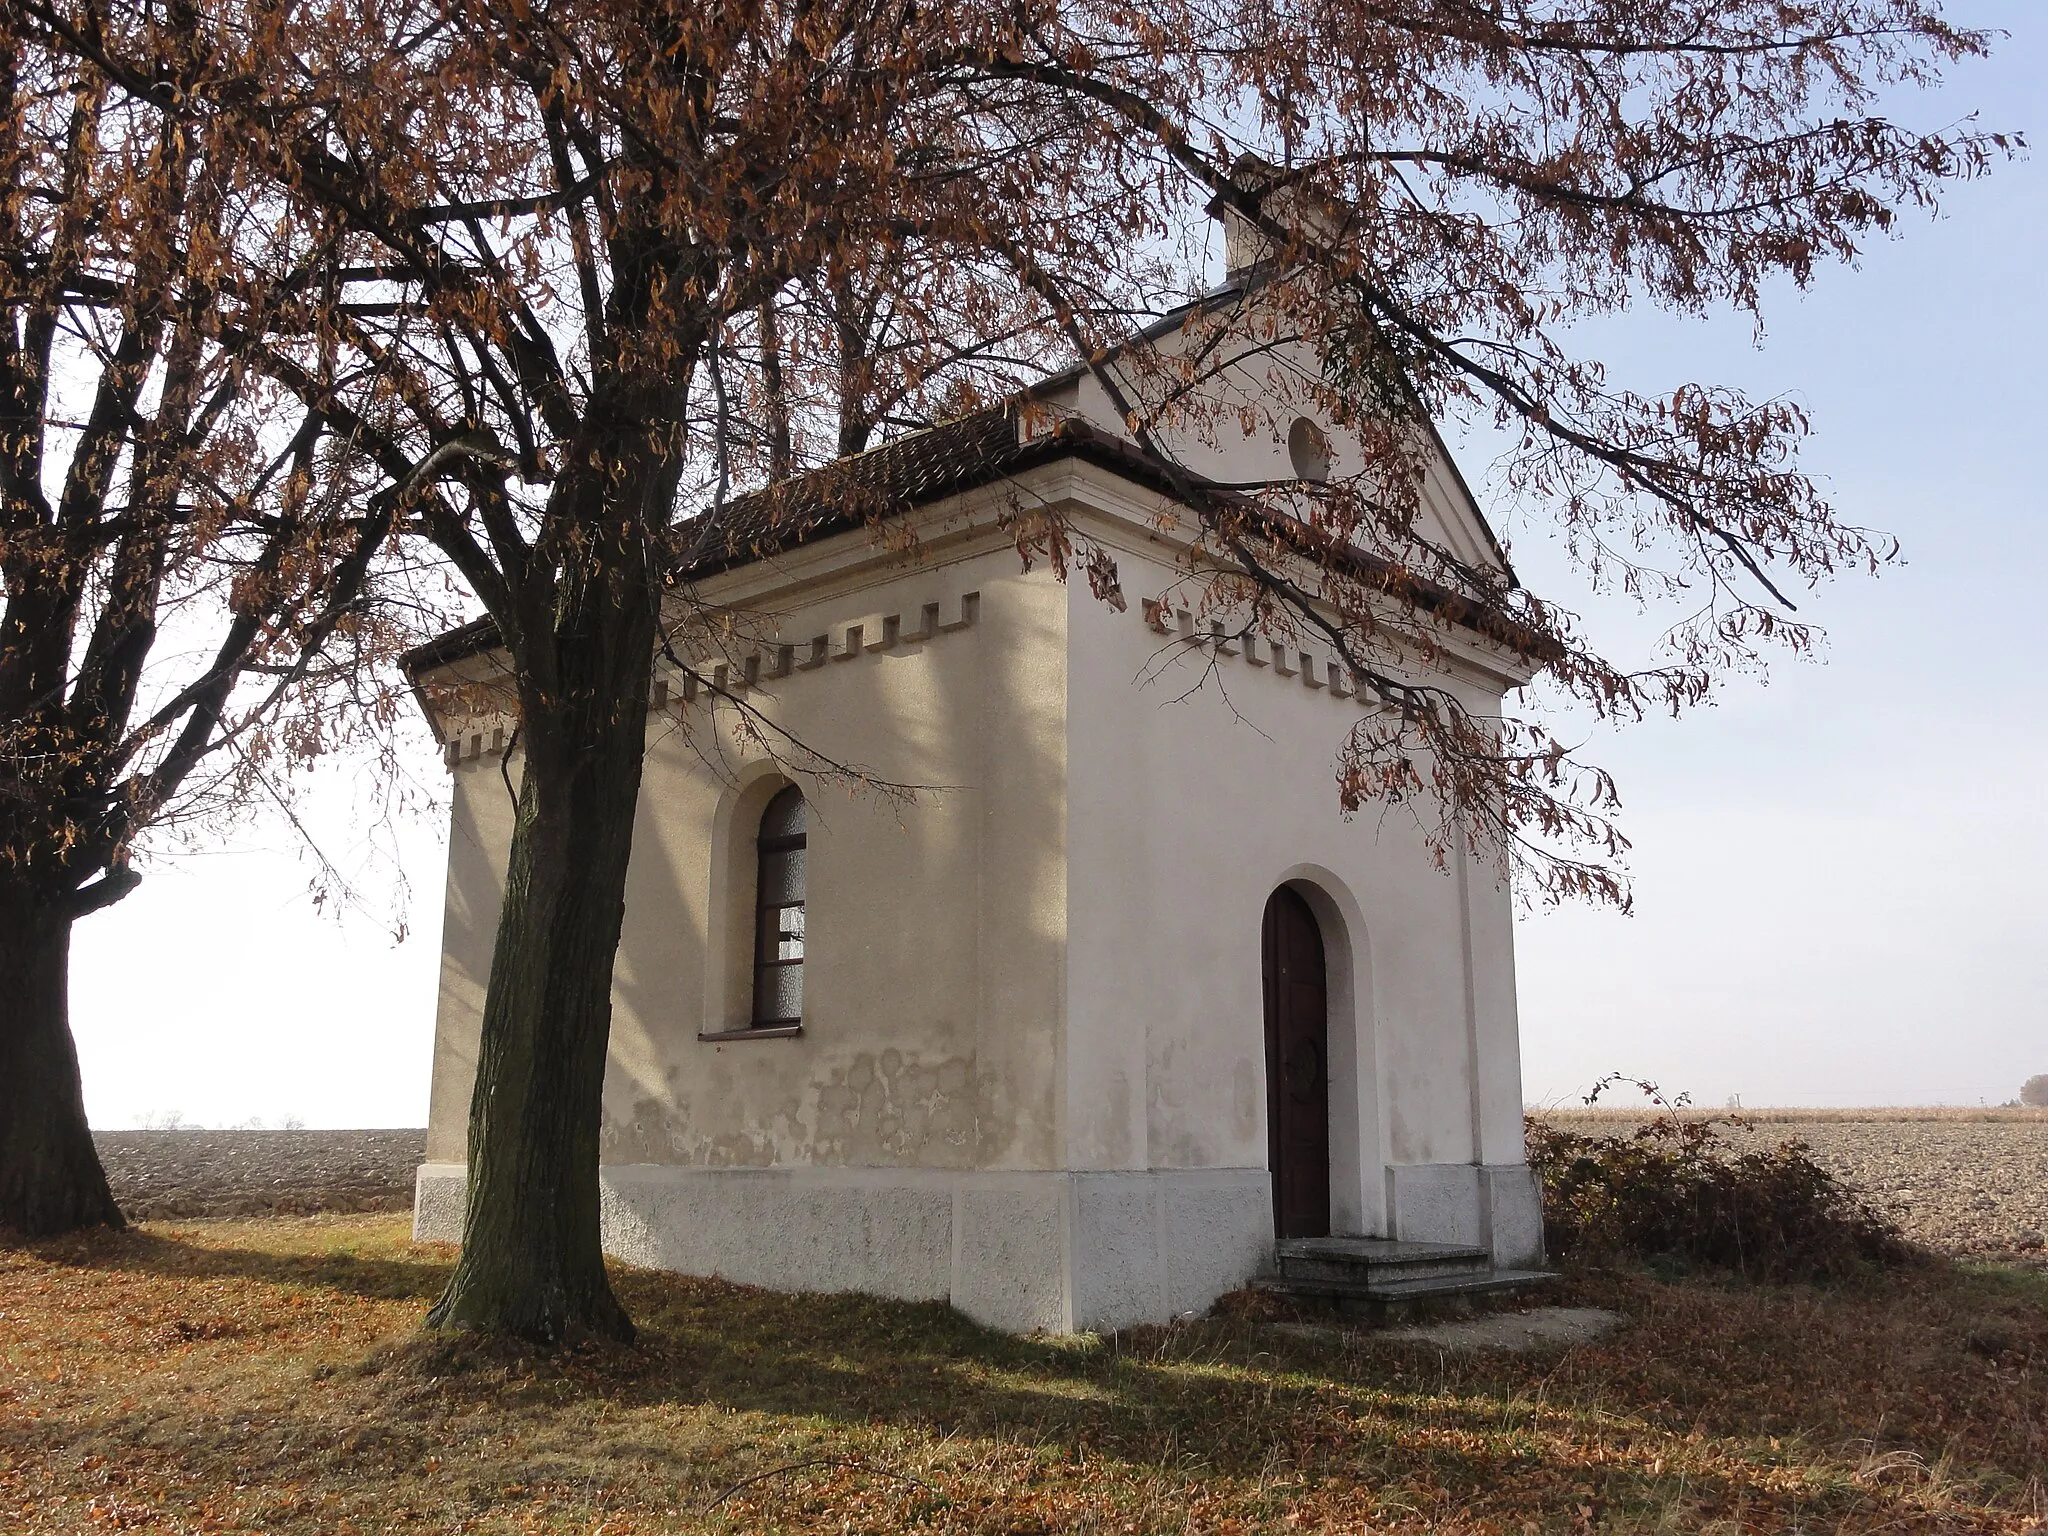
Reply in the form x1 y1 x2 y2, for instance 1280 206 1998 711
402 403 1550 681
674 408 1203 576
402 408 1133 676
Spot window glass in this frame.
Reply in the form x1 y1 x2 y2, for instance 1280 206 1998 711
753 785 806 1025
760 785 806 841
755 963 803 1026
758 846 805 905
759 902 805 963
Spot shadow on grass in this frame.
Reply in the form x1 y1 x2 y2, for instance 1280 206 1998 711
305 1284 1847 1528
14 1220 452 1304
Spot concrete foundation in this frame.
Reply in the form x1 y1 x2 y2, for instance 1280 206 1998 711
415 1162 1273 1333
415 1158 1542 1331
1384 1161 1545 1268
1480 1163 1547 1269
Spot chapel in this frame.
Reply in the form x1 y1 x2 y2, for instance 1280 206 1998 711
406 239 1550 1332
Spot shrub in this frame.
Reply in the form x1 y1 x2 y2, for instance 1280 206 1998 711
1527 1077 1914 1283
2022 1075 2048 1109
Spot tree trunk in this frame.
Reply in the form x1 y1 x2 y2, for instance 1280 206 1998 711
0 876 124 1236
424 563 657 1344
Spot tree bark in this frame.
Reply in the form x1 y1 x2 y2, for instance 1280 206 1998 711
424 529 659 1345
0 875 124 1236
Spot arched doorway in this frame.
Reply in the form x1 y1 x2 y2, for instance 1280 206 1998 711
1262 885 1331 1238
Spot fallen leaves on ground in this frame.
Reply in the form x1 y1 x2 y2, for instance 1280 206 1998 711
2 1216 2044 1533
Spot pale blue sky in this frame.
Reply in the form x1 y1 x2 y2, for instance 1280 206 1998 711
1508 3 2045 1107
69 7 2044 1125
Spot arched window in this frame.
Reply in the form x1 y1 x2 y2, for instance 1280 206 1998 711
752 785 807 1026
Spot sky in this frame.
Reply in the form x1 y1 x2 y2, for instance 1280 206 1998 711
1507 7 2047 1109
68 7 2045 1127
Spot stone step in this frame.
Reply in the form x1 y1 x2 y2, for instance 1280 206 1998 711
1254 1266 1558 1321
1274 1236 1492 1285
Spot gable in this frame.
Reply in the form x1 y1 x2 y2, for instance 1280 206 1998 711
1028 285 1512 585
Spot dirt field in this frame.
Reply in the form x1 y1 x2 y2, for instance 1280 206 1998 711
1535 1110 2048 1263
93 1129 426 1220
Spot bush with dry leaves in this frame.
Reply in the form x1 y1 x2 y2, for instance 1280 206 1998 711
1528 1079 1914 1282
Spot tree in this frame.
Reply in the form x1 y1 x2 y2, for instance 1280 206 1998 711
31 0 2007 1334
2022 1076 2048 1110
736 253 1052 490
0 16 427 1235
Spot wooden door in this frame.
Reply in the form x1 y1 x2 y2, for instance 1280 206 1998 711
1262 886 1331 1239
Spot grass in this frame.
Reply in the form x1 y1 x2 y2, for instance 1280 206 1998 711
3 1217 2045 1534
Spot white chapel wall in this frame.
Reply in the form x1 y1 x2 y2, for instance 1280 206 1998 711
608 541 1067 1173
418 542 1067 1178
1060 528 1531 1229
422 737 516 1167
